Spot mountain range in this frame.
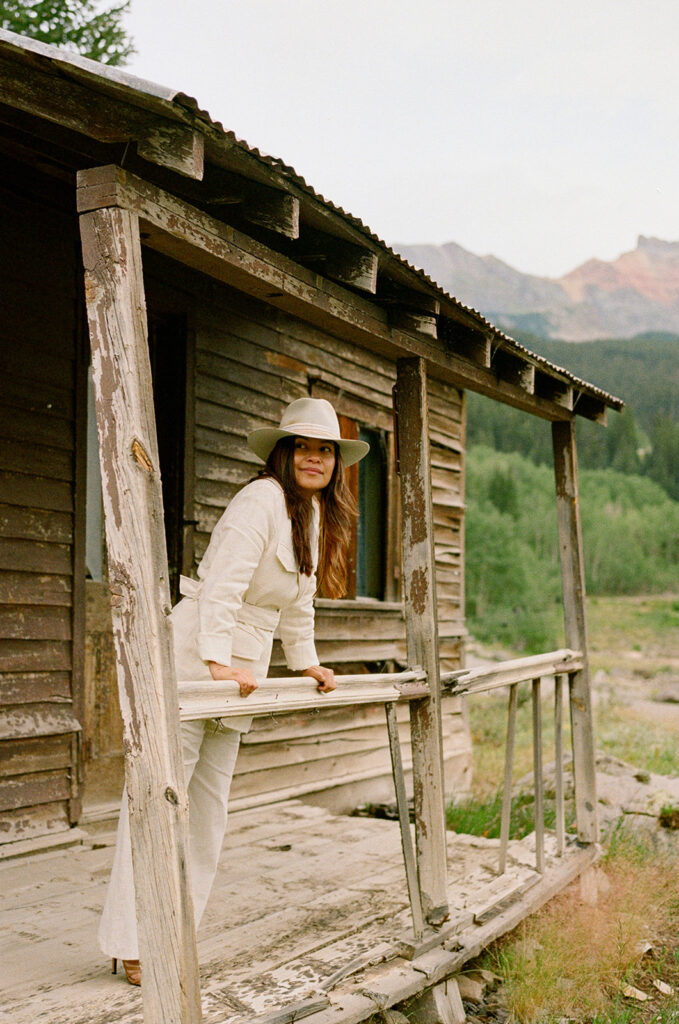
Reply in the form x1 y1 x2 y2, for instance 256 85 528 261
395 236 679 341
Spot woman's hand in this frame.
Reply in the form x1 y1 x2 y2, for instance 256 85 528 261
207 662 258 698
302 665 336 693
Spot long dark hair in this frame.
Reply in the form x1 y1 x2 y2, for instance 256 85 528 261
260 436 357 599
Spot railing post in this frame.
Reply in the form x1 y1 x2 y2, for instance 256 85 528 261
79 200 201 1023
552 420 598 844
531 678 545 873
393 357 449 925
499 683 518 875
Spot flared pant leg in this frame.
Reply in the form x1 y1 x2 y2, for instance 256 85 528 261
98 720 241 961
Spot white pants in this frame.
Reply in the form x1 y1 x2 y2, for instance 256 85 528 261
98 720 241 961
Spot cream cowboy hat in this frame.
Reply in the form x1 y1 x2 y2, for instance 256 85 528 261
247 398 370 467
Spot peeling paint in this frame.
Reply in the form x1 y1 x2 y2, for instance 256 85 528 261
408 566 429 617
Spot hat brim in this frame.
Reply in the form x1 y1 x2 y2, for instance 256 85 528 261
247 427 370 467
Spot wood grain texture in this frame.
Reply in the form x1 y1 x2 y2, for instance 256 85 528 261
552 420 598 843
79 205 201 1023
393 357 448 925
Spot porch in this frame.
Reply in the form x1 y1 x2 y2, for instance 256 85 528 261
0 796 595 1024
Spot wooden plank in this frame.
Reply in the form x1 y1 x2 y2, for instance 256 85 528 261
79 204 201 1023
0 769 71 812
0 703 80 740
0 405 73 450
0 734 73 778
393 357 448 926
552 420 598 844
196 347 305 404
0 471 72 512
0 505 73 544
0 639 71 673
0 376 74 418
0 798 69 843
0 604 71 641
0 440 73 482
0 572 71 607
0 671 71 705
0 537 72 575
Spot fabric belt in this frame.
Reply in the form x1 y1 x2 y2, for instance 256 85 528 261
178 575 279 632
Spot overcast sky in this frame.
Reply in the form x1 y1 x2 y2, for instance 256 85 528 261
123 0 679 278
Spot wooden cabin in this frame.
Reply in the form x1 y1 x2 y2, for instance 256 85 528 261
0 28 624 1024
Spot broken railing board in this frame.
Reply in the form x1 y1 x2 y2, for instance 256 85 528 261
393 356 448 925
75 165 605 424
441 648 583 695
79 205 201 1024
552 420 598 844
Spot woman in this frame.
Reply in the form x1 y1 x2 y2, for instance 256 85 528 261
99 397 369 985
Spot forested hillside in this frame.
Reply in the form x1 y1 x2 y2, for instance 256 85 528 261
468 333 679 500
465 447 679 652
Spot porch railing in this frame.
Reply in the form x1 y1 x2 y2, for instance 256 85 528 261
442 648 584 875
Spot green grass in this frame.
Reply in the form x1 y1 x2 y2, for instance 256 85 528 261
446 788 575 840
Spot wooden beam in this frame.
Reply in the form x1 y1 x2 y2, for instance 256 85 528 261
75 165 605 423
137 125 205 181
535 372 574 411
492 348 536 393
79 206 201 1023
208 176 300 239
439 318 491 368
0 54 204 179
298 228 378 292
393 357 449 926
390 310 438 339
552 420 598 844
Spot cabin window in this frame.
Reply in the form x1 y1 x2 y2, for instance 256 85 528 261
356 427 387 599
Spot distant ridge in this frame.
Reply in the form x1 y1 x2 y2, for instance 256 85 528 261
395 236 679 341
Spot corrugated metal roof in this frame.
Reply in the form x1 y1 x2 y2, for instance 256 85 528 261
0 28 622 410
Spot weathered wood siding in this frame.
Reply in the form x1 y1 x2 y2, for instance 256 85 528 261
191 282 471 810
0 166 83 843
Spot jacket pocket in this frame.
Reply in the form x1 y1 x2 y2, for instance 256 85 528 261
276 539 298 573
231 622 265 662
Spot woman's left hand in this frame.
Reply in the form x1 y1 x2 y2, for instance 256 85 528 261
302 665 336 693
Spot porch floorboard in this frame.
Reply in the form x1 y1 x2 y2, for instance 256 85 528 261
0 800 595 1024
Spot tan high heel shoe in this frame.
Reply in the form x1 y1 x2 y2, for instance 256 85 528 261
112 957 141 986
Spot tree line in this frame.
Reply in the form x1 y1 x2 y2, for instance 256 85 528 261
465 446 679 652
467 333 679 501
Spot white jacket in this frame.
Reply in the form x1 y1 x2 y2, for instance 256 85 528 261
170 477 320 730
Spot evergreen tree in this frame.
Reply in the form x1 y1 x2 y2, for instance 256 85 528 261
0 0 134 66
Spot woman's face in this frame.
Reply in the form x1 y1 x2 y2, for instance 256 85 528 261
293 436 336 497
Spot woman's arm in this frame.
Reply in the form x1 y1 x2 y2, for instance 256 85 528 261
207 661 258 698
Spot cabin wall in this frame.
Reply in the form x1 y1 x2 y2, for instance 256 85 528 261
0 162 84 844
190 279 471 811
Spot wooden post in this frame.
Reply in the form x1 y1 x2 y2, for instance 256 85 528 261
79 204 202 1023
393 357 449 925
554 674 565 856
385 703 424 939
552 420 598 844
499 683 518 875
531 678 545 874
